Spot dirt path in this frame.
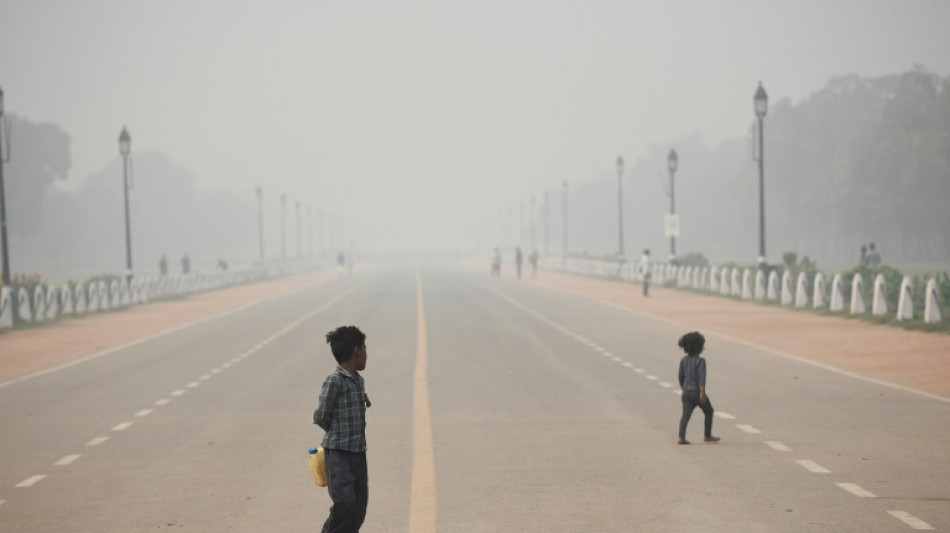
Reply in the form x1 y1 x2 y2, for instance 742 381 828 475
529 270 950 400
0 270 337 386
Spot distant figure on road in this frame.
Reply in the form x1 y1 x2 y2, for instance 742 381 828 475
677 331 719 445
864 242 881 272
529 249 539 279
859 244 867 265
158 254 168 277
181 253 191 275
337 251 346 275
638 249 652 297
217 258 228 272
314 325 371 533
515 247 523 280
491 248 501 276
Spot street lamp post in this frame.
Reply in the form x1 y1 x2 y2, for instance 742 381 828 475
256 186 264 261
280 193 286 260
119 127 132 279
295 200 301 259
562 180 568 260
754 81 769 267
0 84 10 286
667 149 679 258
616 156 625 261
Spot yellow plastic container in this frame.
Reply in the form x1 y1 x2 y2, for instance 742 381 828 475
308 446 327 487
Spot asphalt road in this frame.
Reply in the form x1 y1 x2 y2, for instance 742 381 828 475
0 267 947 532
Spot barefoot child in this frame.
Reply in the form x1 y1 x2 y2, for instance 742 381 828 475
677 331 720 445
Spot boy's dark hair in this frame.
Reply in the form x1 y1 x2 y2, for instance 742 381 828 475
678 331 705 356
326 326 366 363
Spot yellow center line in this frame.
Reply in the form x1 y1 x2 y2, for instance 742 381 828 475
409 270 437 532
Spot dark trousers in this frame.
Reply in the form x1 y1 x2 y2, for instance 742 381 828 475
642 273 651 296
679 390 714 438
322 449 368 533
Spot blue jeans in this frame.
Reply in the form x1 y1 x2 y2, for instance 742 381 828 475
322 449 368 533
679 390 714 438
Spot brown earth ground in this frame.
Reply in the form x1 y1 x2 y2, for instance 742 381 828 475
2 266 949 400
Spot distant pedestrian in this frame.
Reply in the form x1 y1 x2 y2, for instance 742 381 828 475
677 331 719 445
314 326 371 532
638 249 652 297
864 242 881 272
490 248 501 276
337 251 346 275
181 253 191 275
515 247 523 280
158 254 168 276
529 249 539 278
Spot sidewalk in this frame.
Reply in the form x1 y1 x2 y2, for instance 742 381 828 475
529 269 950 400
0 270 337 386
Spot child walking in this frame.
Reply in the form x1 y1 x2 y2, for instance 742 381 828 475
677 331 720 445
314 325 371 532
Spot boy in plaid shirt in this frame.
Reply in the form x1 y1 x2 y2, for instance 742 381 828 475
314 326 371 532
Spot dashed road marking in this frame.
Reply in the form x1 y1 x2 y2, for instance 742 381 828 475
15 475 46 488
86 437 109 446
646 375 658 381
135 409 154 417
764 440 791 452
736 424 761 434
112 422 133 431
154 398 171 406
200 375 212 380
621 362 633 368
611 356 622 362
836 483 875 498
659 382 673 388
633 368 645 373
211 369 222 374
187 381 201 388
170 389 186 397
886 511 933 530
54 455 81 466
796 459 830 474
715 412 736 419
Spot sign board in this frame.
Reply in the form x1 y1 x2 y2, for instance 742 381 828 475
664 213 680 237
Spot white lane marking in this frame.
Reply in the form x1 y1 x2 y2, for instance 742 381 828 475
211 369 222 374
0 274 345 390
221 362 232 368
603 351 613 357
187 381 201 388
672 389 682 395
0 499 5 506
621 362 633 368
15 475 46 488
170 389 186 397
633 368 645 374
715 412 736 419
86 437 109 446
765 440 791 452
200 375 211 380
54 455 81 466
154 398 171 406
112 422 133 431
836 483 876 498
534 282 950 404
886 511 934 530
646 375 658 381
611 356 622 362
135 409 154 417
659 382 673 388
796 459 831 474
231 357 241 363
736 424 761 434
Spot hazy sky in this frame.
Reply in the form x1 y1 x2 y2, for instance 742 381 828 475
2 0 949 251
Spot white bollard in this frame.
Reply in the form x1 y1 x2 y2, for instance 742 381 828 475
731 268 742 297
781 271 793 306
754 270 766 300
812 272 826 309
45 286 59 320
110 280 121 308
897 276 914 321
924 279 943 323
0 287 12 328
87 283 99 313
872 274 888 316
709 266 720 293
829 273 844 312
767 270 779 301
850 273 866 314
61 284 74 315
795 272 808 308
741 269 753 299
17 287 33 322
